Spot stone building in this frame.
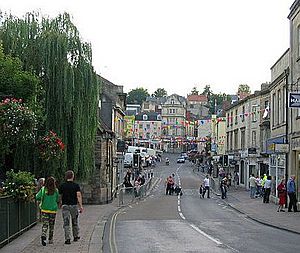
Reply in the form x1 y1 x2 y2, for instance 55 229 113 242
267 49 289 199
161 94 187 152
133 111 162 149
225 91 262 189
81 76 126 204
288 0 300 206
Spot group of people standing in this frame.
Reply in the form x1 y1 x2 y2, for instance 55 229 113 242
248 174 298 213
35 170 83 246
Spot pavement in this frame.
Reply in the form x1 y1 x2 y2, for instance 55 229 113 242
192 166 300 235
0 177 160 253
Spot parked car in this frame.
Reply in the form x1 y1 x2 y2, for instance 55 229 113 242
181 152 188 160
177 157 185 163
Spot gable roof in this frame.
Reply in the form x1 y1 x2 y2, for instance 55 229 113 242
187 94 208 102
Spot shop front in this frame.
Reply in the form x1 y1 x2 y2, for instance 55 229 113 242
291 136 300 206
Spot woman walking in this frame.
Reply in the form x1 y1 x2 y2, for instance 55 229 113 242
36 176 59 246
277 179 286 212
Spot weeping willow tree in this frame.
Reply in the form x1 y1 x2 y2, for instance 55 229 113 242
0 12 99 179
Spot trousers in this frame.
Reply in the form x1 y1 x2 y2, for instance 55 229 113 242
62 205 80 240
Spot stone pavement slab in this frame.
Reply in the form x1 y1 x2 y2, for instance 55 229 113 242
0 202 119 253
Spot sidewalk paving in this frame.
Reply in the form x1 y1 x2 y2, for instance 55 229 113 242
1 201 119 253
0 177 160 253
192 166 300 235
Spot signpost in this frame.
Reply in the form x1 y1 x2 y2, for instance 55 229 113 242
288 92 300 108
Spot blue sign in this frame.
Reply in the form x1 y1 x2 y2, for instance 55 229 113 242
288 92 300 108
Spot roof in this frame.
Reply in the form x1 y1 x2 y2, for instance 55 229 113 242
187 94 208 102
135 111 162 121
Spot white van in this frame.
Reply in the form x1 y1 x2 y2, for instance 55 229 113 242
124 153 133 168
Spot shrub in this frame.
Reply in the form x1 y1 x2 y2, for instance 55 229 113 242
0 170 36 202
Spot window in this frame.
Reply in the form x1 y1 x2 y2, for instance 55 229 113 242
234 130 238 150
144 103 149 109
190 104 194 109
226 132 230 151
230 111 233 126
252 131 256 147
169 108 175 114
139 124 143 129
146 124 150 129
278 89 282 123
272 93 276 126
157 114 162 120
252 105 257 122
241 128 245 149
227 113 229 127
298 25 300 58
241 106 245 122
235 109 238 124
171 99 175 104
143 114 148 120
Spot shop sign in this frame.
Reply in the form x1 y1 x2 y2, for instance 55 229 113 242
274 143 289 153
288 92 300 108
248 147 257 154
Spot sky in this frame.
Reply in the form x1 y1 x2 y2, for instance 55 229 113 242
0 0 293 96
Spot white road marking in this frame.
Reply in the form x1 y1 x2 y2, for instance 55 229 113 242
178 205 181 212
179 212 186 220
189 224 223 246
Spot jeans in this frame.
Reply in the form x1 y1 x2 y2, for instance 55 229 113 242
263 188 271 203
250 186 256 198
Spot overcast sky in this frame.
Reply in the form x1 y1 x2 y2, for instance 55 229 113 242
1 0 293 96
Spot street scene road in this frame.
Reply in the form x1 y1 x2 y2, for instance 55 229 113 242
104 154 300 253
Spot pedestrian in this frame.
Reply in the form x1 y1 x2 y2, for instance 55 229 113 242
277 179 286 212
249 174 256 199
150 167 154 178
199 185 204 198
36 176 59 246
203 175 210 198
255 175 262 198
220 178 227 199
59 170 83 245
287 175 298 212
165 176 174 195
263 175 272 203
233 171 239 189
36 177 45 221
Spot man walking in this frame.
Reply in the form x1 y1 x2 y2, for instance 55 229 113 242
249 174 256 199
59 170 83 245
287 175 298 212
203 175 210 198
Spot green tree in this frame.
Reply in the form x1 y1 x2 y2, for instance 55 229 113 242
0 12 99 179
152 88 167 98
127 87 150 105
201 85 212 97
0 45 40 106
190 86 199 95
238 84 251 94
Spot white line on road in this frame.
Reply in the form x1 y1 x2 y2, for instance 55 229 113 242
179 212 186 220
178 205 181 212
189 224 223 246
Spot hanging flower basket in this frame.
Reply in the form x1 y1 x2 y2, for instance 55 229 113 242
37 130 65 161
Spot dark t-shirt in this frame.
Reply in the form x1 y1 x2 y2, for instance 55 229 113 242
59 181 80 205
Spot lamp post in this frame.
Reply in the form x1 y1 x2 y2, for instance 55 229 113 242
284 68 289 208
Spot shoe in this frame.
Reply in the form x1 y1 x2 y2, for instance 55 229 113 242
74 236 80 242
41 236 46 246
65 239 71 245
48 239 53 244
277 210 279 212
288 210 292 212
280 210 285 212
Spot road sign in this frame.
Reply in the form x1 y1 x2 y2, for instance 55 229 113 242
288 92 300 108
